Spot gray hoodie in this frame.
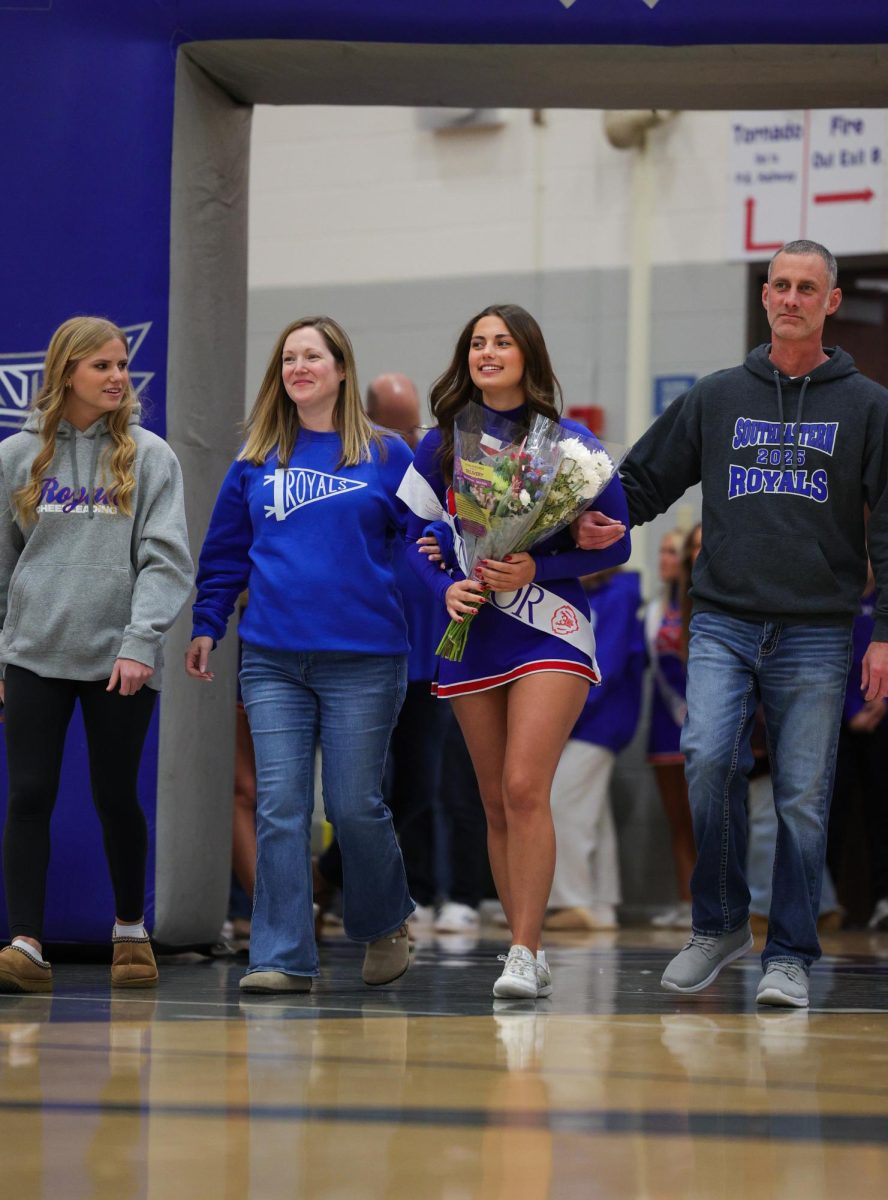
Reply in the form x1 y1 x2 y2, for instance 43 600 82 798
0 407 193 688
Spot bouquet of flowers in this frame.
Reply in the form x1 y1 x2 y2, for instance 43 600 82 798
437 404 622 661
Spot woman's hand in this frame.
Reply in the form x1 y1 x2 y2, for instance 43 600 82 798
571 510 626 550
445 579 487 622
107 658 155 696
478 553 536 592
417 534 446 569
185 636 215 681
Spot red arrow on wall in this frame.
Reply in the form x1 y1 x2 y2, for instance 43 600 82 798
744 197 784 252
813 189 875 204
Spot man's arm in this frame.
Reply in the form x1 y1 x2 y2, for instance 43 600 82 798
619 387 704 527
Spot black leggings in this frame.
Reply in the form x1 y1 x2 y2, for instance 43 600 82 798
2 664 157 940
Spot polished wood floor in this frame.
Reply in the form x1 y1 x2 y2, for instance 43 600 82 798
1 927 887 1199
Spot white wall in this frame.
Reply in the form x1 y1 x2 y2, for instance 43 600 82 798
247 107 742 288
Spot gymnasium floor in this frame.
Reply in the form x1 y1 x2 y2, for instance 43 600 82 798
1 927 886 1199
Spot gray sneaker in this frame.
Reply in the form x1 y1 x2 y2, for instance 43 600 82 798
756 958 809 1008
660 923 754 993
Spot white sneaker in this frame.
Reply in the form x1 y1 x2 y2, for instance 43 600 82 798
407 904 435 929
492 945 552 999
867 897 888 931
434 902 480 933
651 902 693 928
535 950 553 997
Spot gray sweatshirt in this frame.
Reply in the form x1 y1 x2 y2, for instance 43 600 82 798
0 407 193 688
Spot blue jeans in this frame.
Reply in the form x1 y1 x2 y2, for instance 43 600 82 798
239 645 412 977
681 612 851 968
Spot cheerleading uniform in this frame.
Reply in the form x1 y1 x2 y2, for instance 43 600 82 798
645 594 687 764
403 405 631 698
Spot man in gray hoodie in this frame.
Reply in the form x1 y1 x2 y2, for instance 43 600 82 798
583 240 888 1007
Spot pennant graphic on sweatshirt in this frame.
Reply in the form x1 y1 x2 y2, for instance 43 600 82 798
264 468 367 522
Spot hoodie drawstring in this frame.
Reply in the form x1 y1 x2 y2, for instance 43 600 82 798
67 433 80 506
86 433 101 519
773 370 786 468
66 426 103 519
772 370 811 471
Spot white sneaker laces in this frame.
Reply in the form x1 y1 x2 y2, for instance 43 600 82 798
496 950 535 979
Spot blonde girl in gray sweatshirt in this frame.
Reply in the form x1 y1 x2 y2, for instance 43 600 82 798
0 316 193 993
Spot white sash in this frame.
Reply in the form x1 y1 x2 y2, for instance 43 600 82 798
489 583 599 670
396 463 468 572
398 462 598 669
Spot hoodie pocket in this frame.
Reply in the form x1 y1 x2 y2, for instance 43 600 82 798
695 533 844 614
4 559 134 670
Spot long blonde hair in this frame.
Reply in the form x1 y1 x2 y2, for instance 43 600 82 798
13 316 138 524
239 316 386 467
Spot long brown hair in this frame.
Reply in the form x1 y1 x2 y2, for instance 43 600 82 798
13 317 138 525
429 304 562 482
239 316 386 467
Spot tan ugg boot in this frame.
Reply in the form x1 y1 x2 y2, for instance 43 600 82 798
111 933 158 988
0 945 53 993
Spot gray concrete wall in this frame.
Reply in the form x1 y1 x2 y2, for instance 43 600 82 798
158 53 252 945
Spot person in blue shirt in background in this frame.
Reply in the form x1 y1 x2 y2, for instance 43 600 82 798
186 317 415 994
545 568 646 931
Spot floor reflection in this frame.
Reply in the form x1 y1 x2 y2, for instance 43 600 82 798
0 932 886 1199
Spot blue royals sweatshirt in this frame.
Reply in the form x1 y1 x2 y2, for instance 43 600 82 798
192 429 412 655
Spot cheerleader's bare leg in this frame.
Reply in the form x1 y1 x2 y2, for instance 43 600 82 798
453 671 587 950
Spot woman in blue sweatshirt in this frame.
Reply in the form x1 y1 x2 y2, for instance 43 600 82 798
400 304 631 999
186 317 414 993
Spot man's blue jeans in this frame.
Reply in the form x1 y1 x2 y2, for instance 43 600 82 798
682 612 851 968
240 644 413 978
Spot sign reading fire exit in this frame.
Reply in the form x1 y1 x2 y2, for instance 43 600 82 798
728 109 886 260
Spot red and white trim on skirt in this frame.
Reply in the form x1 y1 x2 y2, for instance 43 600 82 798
432 658 599 698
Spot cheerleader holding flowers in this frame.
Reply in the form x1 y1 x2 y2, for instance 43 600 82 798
399 304 631 999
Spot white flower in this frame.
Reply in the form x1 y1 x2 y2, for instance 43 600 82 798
558 439 614 500
519 488 531 506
